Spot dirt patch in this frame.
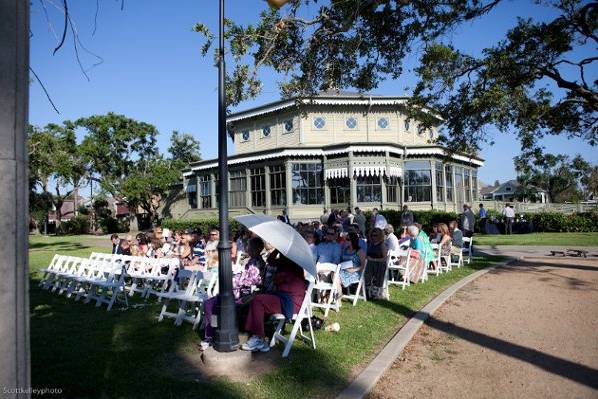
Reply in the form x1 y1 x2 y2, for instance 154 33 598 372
158 334 279 383
370 259 598 399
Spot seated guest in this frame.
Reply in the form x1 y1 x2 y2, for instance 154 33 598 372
136 233 150 257
383 224 400 252
338 232 367 296
242 254 307 352
202 237 265 347
119 236 132 256
449 220 463 250
437 223 452 258
313 227 342 265
403 225 430 282
364 228 388 298
205 227 220 269
110 233 122 254
430 223 442 243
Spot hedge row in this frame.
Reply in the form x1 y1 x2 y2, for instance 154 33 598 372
160 210 598 236
378 209 598 233
161 218 242 236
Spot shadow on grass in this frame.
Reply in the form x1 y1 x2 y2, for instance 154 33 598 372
30 281 250 399
29 241 90 251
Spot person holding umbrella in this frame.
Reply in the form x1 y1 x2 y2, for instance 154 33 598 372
242 252 307 352
234 214 317 353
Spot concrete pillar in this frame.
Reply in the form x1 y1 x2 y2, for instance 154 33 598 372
0 0 31 394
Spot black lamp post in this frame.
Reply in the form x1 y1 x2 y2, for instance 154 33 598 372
213 0 289 353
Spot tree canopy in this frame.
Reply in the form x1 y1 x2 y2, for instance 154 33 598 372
195 0 597 155
514 152 593 202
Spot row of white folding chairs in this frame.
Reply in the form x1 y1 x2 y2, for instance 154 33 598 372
39 254 129 310
157 268 219 329
40 253 180 310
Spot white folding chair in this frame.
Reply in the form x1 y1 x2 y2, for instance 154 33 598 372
39 255 69 290
428 243 443 276
126 256 155 297
52 256 88 293
157 269 207 329
83 260 129 311
386 248 412 290
341 261 367 306
144 258 179 301
462 237 473 264
270 278 316 358
312 262 342 318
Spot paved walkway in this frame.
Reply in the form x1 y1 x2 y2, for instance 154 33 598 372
370 257 598 399
475 245 598 259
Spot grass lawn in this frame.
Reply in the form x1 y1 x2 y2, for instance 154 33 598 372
474 232 598 246
29 235 502 398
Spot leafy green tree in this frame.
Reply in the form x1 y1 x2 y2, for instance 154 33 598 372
195 0 596 153
514 153 591 202
121 157 181 225
77 113 159 200
27 123 88 231
583 166 598 199
168 130 201 168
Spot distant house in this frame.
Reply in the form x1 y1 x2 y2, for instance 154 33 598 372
47 196 87 223
480 180 549 203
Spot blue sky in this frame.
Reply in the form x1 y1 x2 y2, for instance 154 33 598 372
29 0 597 189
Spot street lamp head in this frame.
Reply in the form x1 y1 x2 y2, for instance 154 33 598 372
266 0 290 9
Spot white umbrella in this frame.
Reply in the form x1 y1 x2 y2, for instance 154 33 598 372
234 214 316 277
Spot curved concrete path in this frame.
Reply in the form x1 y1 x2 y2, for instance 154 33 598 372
370 257 598 399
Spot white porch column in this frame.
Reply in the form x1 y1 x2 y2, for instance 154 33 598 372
0 0 31 393
348 151 357 208
264 165 271 213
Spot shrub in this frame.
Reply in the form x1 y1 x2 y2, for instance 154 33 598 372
60 215 90 235
161 218 242 236
98 216 129 234
377 210 458 234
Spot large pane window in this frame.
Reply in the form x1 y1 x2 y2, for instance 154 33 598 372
250 168 266 208
435 162 444 202
455 166 464 203
445 165 453 202
329 178 350 204
229 170 246 208
199 175 212 208
386 176 400 203
464 168 471 202
404 160 432 202
292 163 323 205
357 176 382 203
270 165 286 207
186 177 197 208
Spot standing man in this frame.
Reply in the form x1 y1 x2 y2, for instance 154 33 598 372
478 203 487 234
371 208 388 230
460 203 475 238
320 208 330 225
503 204 515 235
400 205 414 229
353 207 366 238
277 208 290 224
